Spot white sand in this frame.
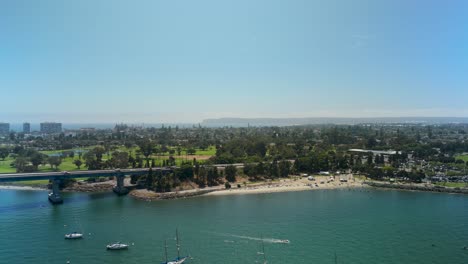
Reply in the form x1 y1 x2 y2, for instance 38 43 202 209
205 176 366 196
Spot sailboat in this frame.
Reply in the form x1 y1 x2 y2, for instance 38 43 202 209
65 215 83 239
256 235 267 264
106 211 129 250
161 229 189 264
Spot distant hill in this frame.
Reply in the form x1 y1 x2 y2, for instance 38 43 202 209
201 117 468 127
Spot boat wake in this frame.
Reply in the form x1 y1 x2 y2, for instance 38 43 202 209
211 232 289 244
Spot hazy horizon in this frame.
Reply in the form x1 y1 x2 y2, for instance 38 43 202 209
2 115 468 127
1 0 468 121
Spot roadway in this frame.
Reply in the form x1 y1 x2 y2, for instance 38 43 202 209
0 167 175 182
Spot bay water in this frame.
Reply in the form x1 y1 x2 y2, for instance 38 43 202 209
0 188 467 263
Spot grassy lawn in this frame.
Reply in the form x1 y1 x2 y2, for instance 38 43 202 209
0 157 16 173
0 145 216 175
192 146 216 156
455 154 468 162
434 182 468 188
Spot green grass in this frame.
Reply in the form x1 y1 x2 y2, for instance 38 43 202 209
434 182 468 188
0 145 216 175
0 156 16 173
455 154 468 162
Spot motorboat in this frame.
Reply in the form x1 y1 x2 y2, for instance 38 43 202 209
106 242 129 250
278 239 290 244
65 232 83 239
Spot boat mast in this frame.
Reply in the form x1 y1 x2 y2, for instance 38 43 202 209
334 251 338 264
261 235 266 264
164 240 168 263
176 228 181 260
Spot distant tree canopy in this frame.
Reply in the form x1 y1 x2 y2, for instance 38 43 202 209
0 147 9 161
4 123 468 183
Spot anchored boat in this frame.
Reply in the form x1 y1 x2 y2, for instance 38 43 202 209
162 229 189 264
64 232 83 239
106 242 129 250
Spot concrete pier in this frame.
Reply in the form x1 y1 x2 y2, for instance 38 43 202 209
113 174 129 195
48 178 63 204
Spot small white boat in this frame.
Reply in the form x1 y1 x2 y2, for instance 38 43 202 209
106 242 129 250
278 239 290 244
165 257 187 264
65 232 83 239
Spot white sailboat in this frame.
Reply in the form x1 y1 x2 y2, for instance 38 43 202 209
65 215 84 239
106 210 129 250
161 229 188 264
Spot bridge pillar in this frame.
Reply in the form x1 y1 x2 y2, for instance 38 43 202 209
48 178 63 204
113 174 129 195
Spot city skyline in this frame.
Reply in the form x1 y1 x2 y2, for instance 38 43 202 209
1 0 468 122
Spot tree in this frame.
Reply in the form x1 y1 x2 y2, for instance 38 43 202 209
176 163 194 181
269 159 279 178
30 152 46 170
48 156 62 170
93 146 106 162
73 159 83 169
278 160 291 178
196 166 207 187
176 146 182 156
146 168 154 190
137 139 155 162
207 167 220 186
14 157 29 172
0 147 9 161
225 165 237 182
186 148 196 155
367 153 373 165
83 151 102 170
111 151 129 169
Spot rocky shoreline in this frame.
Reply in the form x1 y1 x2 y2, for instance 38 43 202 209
130 188 218 201
63 181 115 193
364 181 468 195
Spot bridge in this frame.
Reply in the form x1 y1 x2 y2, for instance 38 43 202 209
0 168 174 204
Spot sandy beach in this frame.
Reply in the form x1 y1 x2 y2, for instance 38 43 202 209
204 176 366 196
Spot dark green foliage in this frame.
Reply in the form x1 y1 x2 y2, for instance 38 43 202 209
47 156 62 170
146 168 154 190
73 159 82 169
225 165 237 182
278 160 291 178
176 163 194 181
207 167 220 186
0 147 10 161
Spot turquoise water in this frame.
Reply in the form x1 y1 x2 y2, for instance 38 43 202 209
0 188 467 264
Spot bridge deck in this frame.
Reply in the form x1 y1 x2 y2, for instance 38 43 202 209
0 168 174 182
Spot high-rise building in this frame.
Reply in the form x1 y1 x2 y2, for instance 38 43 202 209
40 122 62 134
23 122 31 134
0 123 10 135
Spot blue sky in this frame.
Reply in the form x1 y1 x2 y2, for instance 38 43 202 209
1 0 467 123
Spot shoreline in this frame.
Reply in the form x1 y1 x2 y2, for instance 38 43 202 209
0 185 47 191
131 176 366 200
364 181 468 195
204 181 366 197
3 177 467 199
